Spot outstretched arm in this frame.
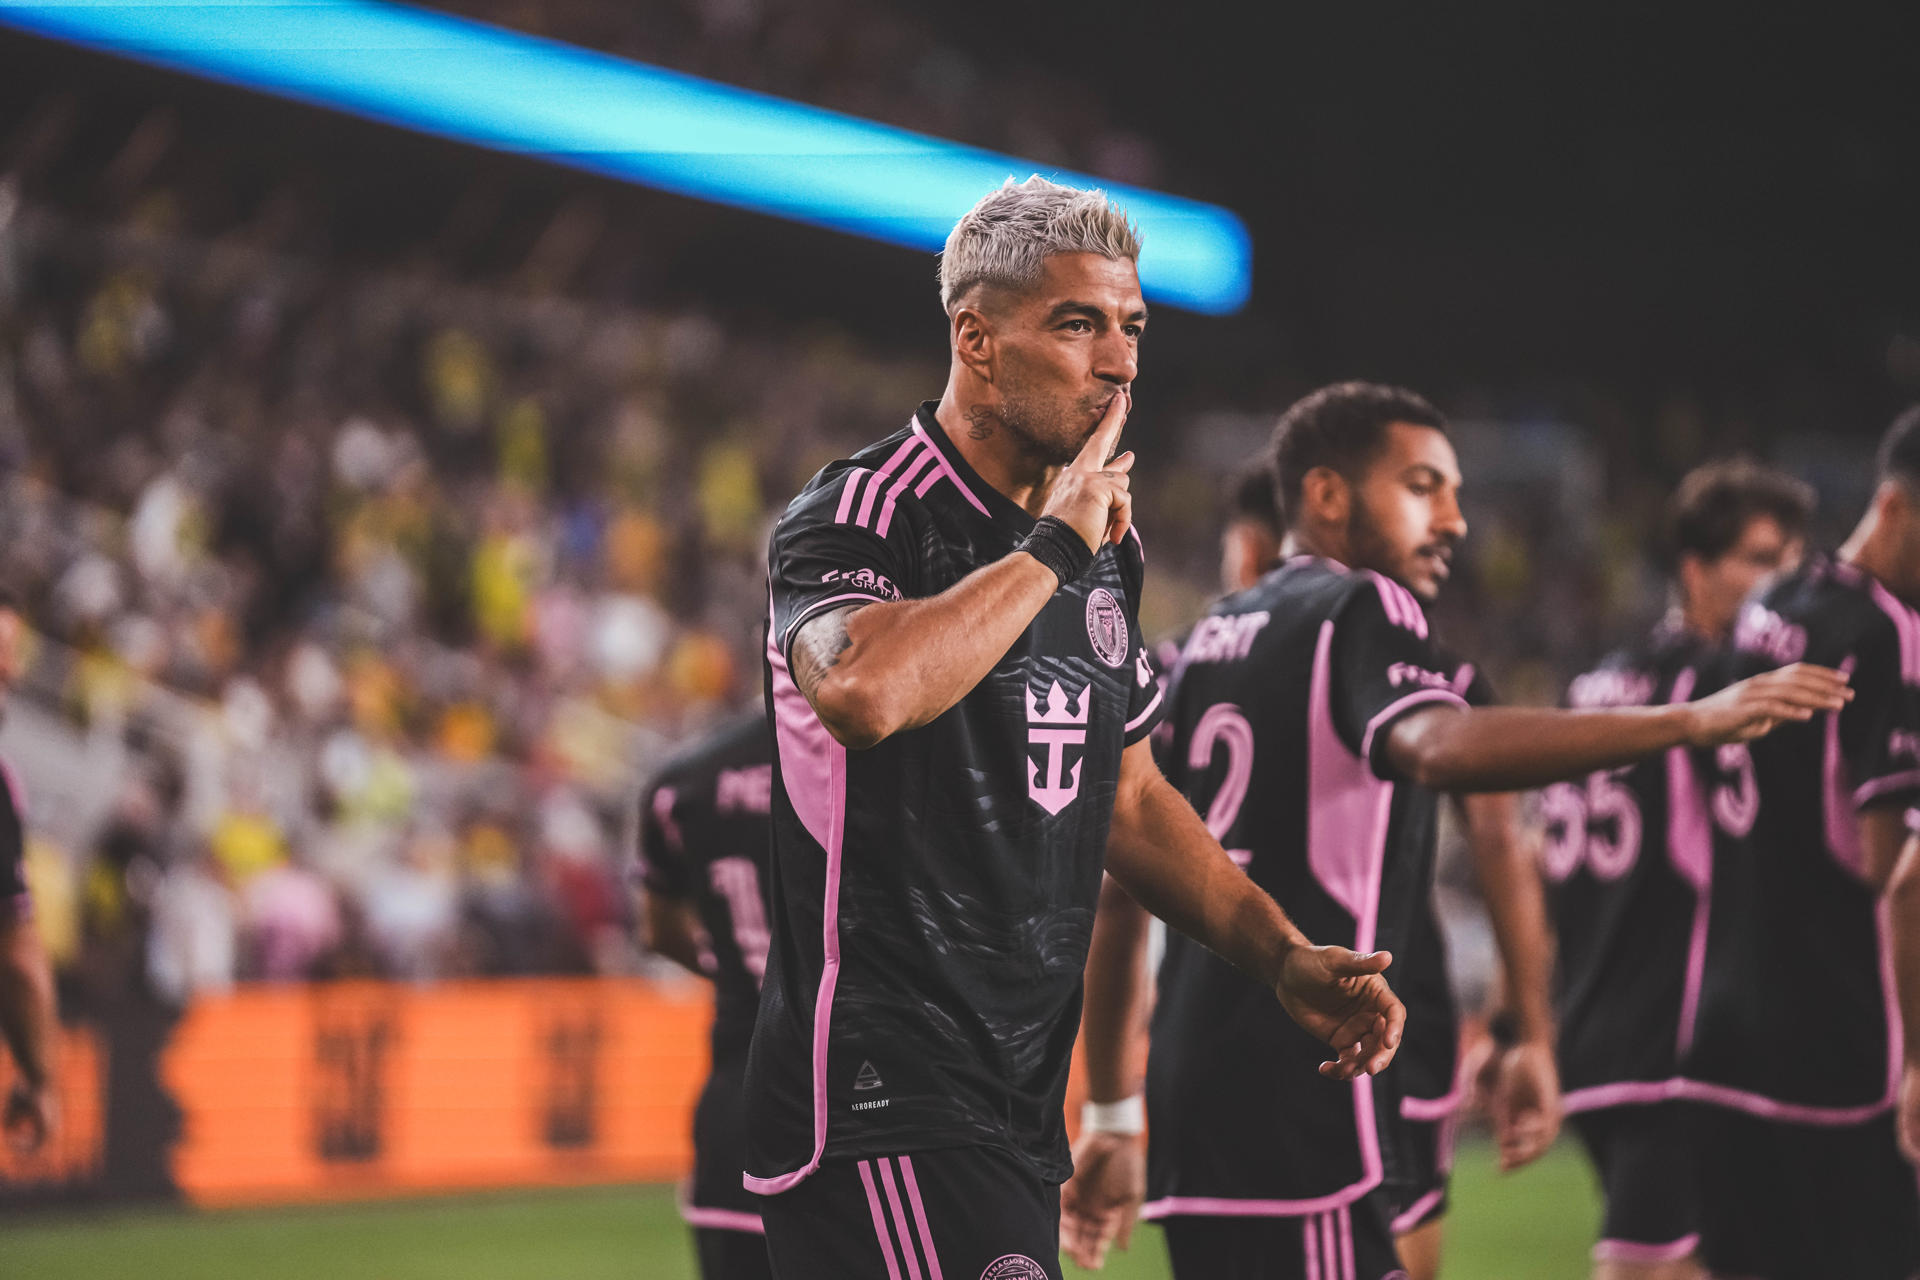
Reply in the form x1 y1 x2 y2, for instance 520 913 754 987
1103 739 1402 1079
792 395 1136 749
0 916 57 1153
1384 663 1852 792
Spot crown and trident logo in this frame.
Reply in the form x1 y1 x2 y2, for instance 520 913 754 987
1026 680 1089 815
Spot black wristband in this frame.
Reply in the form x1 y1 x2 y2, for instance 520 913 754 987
1487 1010 1521 1049
1018 515 1097 587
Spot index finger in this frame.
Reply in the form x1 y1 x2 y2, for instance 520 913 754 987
1074 387 1131 468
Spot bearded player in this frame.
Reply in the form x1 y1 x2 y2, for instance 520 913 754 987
743 181 1406 1280
1066 382 1850 1279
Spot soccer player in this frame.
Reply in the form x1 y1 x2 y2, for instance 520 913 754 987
0 595 57 1153
743 178 1406 1280
1542 459 1812 1280
1068 467 1559 1280
1066 382 1849 1280
1685 410 1920 1280
635 709 776 1279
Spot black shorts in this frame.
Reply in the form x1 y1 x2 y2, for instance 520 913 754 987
1696 1105 1920 1280
695 1227 773 1280
757 1144 1061 1280
1159 1195 1407 1280
689 1052 764 1223
1568 1102 1700 1264
1384 1110 1456 1236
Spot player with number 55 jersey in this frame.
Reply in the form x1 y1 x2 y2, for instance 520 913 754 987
1541 461 1814 1280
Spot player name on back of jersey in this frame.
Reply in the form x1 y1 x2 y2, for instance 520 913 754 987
1179 610 1270 666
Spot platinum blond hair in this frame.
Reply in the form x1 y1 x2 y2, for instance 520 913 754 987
938 176 1142 314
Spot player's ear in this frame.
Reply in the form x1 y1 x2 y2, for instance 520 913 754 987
950 300 996 382
1300 466 1349 528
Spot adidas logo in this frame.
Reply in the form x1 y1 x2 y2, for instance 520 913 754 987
853 1061 884 1092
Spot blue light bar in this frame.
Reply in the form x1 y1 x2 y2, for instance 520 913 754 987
0 0 1251 313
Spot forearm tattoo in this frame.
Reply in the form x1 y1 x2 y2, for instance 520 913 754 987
790 604 861 705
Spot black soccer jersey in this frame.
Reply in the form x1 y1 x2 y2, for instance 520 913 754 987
1143 556 1476 1217
1686 557 1920 1119
636 709 776 1231
745 405 1164 1194
0 759 27 922
1540 623 1715 1107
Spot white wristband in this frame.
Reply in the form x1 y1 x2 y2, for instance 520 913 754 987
1081 1095 1146 1136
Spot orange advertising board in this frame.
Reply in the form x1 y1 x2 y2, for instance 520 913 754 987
160 978 713 1207
0 1026 106 1190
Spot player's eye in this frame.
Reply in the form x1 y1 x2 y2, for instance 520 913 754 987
1061 319 1093 333
1123 324 1143 339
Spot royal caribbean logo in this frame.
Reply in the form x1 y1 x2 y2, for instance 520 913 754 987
1026 680 1088 815
1085 588 1129 668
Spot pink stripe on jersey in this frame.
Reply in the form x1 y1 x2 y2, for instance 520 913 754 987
1303 1211 1322 1280
1825 657 1864 877
1389 1187 1445 1236
1358 689 1467 764
1664 669 1713 1058
678 1201 765 1234
780 592 894 655
899 1157 945 1280
1126 524 1145 564
743 594 849 1197
910 419 993 518
1867 576 1920 684
0 758 27 822
1336 1207 1355 1280
1593 1234 1700 1264
857 1161 905 1280
1399 1087 1462 1122
1125 685 1165 735
878 1160 926 1280
834 467 875 525
876 445 939 538
1858 770 1920 805
856 437 925 529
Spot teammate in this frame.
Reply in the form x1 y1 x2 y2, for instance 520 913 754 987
743 178 1406 1280
635 709 776 1279
0 594 57 1153
1067 464 1560 1280
1685 409 1920 1280
1066 382 1850 1280
1541 459 1812 1280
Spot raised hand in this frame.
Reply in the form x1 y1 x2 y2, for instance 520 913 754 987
1039 388 1134 551
1061 1129 1144 1269
1273 945 1404 1080
3 1078 54 1154
1683 662 1852 746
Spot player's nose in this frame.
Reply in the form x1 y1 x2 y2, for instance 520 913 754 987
1092 332 1137 386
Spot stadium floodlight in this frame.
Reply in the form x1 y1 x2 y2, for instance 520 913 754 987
0 0 1253 314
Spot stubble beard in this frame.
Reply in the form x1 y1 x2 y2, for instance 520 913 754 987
994 370 1109 469
1349 494 1441 605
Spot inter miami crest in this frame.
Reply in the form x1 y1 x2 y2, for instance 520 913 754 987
1085 588 1128 668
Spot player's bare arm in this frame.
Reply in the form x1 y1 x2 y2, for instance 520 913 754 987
1459 790 1562 1172
638 890 707 976
1061 876 1152 1269
1102 738 1403 1079
790 392 1136 750
1871 815 1920 1164
1384 662 1853 793
0 916 57 1153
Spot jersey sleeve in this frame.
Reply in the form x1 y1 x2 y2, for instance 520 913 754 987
768 469 914 662
1329 574 1470 779
1118 531 1166 746
635 777 693 900
1841 616 1920 811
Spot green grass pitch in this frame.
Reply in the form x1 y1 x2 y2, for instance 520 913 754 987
0 1139 1600 1278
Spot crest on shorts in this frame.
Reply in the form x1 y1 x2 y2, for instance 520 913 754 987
1085 588 1128 668
980 1257 1047 1280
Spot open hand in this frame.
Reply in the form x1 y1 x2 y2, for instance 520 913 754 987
1273 945 1403 1080
1684 662 1851 746
1061 1129 1144 1269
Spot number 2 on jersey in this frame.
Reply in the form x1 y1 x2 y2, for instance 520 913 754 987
1189 703 1255 868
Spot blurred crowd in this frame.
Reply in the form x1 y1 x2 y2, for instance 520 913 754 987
0 0 1872 1013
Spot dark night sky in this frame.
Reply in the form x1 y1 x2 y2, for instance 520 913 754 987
4 5 1918 432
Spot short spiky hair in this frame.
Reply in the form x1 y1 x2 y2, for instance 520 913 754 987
1666 458 1814 562
1269 381 1448 528
938 176 1142 314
